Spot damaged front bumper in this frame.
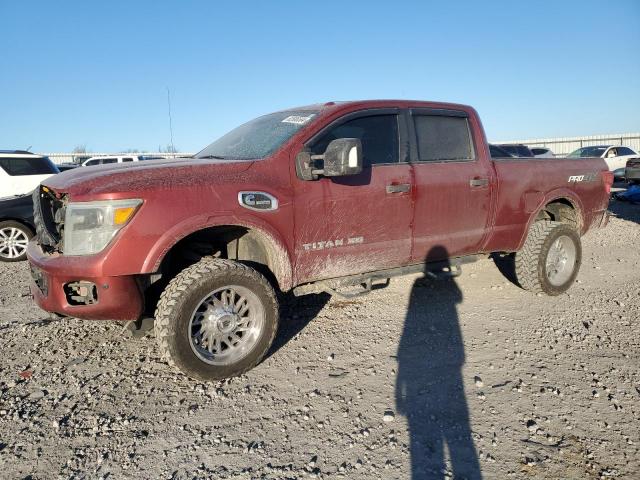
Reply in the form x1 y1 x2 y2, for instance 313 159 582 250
27 241 144 321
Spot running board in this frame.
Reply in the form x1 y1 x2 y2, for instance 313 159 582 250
293 255 477 298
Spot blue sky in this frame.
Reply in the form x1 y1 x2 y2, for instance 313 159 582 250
1 0 639 152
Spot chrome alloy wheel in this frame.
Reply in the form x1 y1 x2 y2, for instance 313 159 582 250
0 227 29 259
188 285 265 366
545 235 577 286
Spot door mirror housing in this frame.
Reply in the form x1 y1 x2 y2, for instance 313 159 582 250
323 138 363 177
295 138 363 181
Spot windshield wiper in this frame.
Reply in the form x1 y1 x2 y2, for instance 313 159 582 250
198 155 229 160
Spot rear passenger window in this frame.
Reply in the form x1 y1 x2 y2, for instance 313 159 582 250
413 115 474 161
310 115 399 167
122 157 134 162
102 158 118 164
0 156 59 176
617 147 635 155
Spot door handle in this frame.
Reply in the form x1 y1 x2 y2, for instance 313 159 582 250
386 183 411 194
469 178 489 187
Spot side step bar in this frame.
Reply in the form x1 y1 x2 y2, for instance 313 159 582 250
293 255 478 298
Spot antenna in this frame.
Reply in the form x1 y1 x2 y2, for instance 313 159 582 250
166 87 175 153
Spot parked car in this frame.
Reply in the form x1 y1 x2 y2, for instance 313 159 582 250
626 158 640 185
567 145 638 172
28 99 612 381
530 147 554 158
0 150 59 198
489 144 514 158
495 144 535 157
56 163 80 172
82 155 168 167
612 168 626 181
0 194 35 261
82 155 137 166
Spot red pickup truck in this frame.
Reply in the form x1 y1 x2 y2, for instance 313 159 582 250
27 100 612 380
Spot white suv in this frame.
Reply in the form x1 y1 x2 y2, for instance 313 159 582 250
567 145 638 171
83 155 137 166
0 150 59 198
82 155 166 166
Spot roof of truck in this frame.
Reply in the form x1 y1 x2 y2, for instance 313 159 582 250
284 99 474 113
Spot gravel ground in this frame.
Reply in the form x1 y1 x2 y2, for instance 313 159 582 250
0 199 638 479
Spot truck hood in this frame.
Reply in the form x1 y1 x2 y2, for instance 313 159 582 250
42 157 255 198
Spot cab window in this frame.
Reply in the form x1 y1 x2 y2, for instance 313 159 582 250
310 115 399 167
413 115 474 161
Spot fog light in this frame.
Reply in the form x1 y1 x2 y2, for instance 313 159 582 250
64 281 98 305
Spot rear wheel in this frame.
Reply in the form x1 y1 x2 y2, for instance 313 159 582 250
0 221 33 262
515 220 581 296
154 258 278 381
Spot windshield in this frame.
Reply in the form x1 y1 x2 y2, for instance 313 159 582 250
489 144 512 157
498 145 533 157
567 146 607 158
195 110 319 160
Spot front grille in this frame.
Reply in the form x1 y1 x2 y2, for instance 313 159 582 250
29 264 48 296
33 186 65 253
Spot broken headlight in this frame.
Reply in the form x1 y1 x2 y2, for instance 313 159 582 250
63 199 142 255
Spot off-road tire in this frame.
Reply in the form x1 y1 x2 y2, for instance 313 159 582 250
154 258 278 381
553 204 580 231
515 220 581 296
0 220 33 262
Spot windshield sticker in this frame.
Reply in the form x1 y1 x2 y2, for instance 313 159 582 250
281 115 315 125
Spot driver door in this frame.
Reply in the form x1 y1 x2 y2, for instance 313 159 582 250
292 109 414 284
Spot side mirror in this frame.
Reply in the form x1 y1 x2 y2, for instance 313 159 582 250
295 138 363 181
323 138 363 177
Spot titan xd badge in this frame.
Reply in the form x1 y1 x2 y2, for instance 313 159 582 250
238 191 279 211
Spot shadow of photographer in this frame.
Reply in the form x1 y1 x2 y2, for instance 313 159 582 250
396 245 482 479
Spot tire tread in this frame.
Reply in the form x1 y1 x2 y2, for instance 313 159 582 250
154 258 278 379
515 220 560 293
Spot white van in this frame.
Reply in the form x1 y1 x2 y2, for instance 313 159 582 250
82 155 166 166
0 150 59 198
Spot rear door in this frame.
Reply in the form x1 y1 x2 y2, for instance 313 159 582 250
408 108 493 262
0 156 58 197
292 109 414 283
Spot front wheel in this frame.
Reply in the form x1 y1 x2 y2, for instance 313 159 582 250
0 221 33 262
154 258 279 381
515 220 582 296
